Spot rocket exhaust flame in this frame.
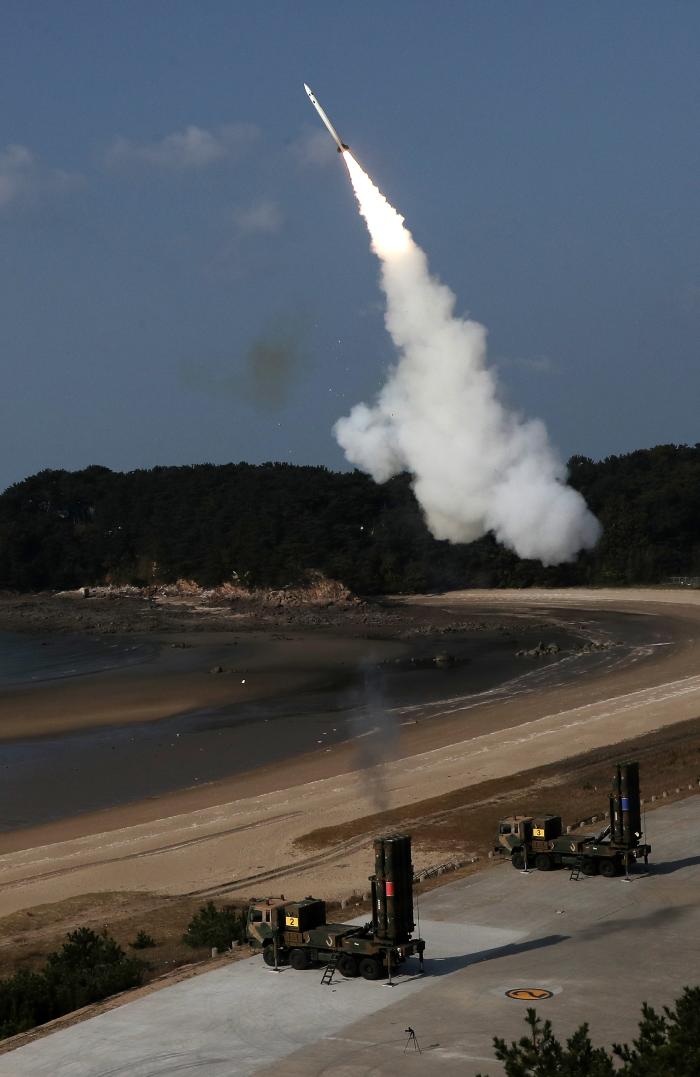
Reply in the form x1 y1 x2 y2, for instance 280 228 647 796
335 151 601 565
342 153 410 258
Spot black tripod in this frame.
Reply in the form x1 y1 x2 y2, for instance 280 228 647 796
404 1026 422 1054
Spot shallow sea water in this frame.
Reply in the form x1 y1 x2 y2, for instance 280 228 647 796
0 631 154 688
0 611 664 830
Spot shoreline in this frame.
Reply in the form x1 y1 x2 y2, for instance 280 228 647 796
1 589 699 916
0 596 666 833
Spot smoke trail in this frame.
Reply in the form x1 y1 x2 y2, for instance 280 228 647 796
350 658 398 814
334 153 601 565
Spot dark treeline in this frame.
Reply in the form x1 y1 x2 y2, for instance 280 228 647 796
1 444 699 593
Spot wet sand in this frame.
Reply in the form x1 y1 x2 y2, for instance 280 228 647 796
1 589 700 916
0 605 655 831
0 632 383 740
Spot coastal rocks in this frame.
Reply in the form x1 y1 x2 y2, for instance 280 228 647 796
515 638 614 658
209 665 246 679
145 570 359 610
262 571 357 608
388 651 461 670
515 641 561 658
404 620 489 636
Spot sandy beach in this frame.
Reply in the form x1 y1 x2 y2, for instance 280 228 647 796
1 587 699 919
0 590 625 831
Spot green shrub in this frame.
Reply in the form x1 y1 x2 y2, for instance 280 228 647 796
0 927 144 1041
182 902 245 951
130 931 156 950
43 927 144 1015
0 969 53 1039
479 986 700 1076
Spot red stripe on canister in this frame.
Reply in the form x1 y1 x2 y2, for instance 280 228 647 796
386 880 395 897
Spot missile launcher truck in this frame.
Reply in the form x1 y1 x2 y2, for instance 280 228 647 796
494 761 651 877
246 834 425 980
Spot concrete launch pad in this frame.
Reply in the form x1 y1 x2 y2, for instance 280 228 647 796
3 796 699 1076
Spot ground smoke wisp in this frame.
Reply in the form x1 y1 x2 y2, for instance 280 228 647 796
334 153 601 564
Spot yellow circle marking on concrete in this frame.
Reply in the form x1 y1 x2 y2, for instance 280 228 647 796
506 988 554 1001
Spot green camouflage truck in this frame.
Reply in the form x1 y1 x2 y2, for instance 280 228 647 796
494 761 651 877
246 834 425 980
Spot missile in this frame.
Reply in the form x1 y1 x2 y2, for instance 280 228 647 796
303 83 349 154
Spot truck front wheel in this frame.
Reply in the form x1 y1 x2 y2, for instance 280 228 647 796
599 859 618 878
535 853 553 871
511 850 525 870
262 945 278 967
337 954 359 978
581 859 598 876
359 956 382 981
290 948 311 970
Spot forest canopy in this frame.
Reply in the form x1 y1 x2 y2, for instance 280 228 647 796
1 444 699 594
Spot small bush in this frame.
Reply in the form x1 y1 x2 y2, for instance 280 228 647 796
130 931 156 950
44 928 144 1014
0 927 144 1041
182 902 245 951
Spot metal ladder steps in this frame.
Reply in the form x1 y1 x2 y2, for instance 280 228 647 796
321 952 340 985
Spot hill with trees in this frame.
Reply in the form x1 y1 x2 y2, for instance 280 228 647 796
0 444 698 594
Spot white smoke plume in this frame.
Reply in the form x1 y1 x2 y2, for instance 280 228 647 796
333 153 601 565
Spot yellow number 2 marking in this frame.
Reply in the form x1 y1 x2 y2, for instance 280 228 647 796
506 988 554 1001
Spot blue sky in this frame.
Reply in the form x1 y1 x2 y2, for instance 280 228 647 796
1 1 698 493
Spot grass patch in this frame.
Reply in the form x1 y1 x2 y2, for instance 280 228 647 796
296 714 700 861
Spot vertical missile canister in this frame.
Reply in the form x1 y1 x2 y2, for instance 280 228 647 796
371 834 415 944
610 761 642 848
610 766 622 844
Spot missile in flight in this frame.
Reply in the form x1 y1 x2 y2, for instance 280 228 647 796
303 83 349 153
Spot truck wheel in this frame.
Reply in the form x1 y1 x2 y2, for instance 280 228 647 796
359 956 382 981
262 945 277 967
337 954 359 978
535 853 553 871
581 859 598 876
599 859 618 878
289 948 311 970
511 850 525 870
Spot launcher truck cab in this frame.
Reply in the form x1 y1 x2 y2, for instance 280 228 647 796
494 761 651 877
246 834 425 980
